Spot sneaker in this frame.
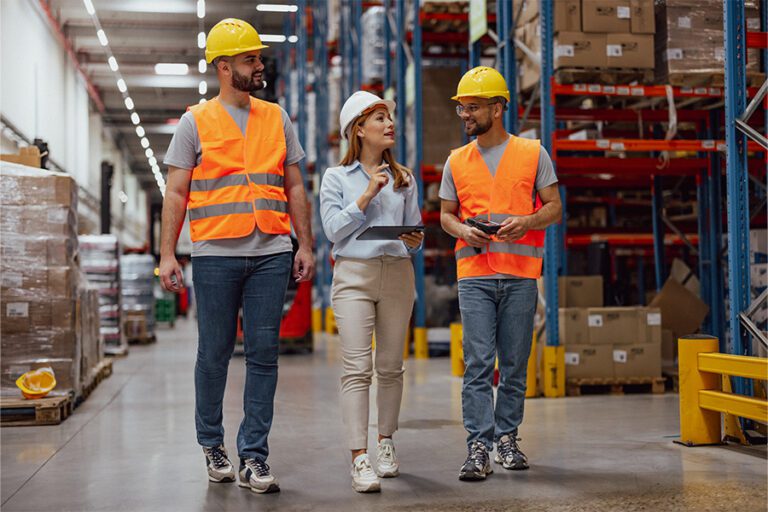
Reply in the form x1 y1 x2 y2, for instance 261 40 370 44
459 441 493 481
376 438 399 478
238 458 280 494
494 434 529 470
351 454 381 493
202 445 236 483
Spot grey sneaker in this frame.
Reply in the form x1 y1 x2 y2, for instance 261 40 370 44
351 454 381 493
202 445 236 483
376 439 399 477
238 458 280 494
495 434 529 470
459 441 493 481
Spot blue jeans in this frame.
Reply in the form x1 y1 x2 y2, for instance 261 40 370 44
192 253 292 461
458 278 538 449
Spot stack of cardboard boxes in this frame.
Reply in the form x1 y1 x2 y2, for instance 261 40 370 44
559 275 663 380
0 161 101 398
516 0 656 91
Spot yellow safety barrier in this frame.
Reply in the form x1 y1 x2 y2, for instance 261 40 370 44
678 335 768 446
312 307 323 334
324 307 337 335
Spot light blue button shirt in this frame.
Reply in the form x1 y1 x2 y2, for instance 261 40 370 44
319 161 423 259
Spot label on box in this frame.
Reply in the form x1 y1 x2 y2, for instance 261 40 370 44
714 48 725 62
747 18 760 30
647 312 662 326
556 45 575 58
667 49 684 60
6 302 29 318
607 44 623 57
2 272 23 288
588 314 604 327
596 140 610 149
617 6 630 18
47 209 68 224
565 352 580 366
3 241 25 257
677 16 692 29
613 350 628 363
610 142 626 151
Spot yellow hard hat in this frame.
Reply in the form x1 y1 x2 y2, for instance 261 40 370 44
205 18 269 63
16 367 56 400
452 66 510 102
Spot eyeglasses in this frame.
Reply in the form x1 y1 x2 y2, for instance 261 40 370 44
455 100 499 117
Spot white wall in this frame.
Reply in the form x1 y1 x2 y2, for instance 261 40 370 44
1 0 147 247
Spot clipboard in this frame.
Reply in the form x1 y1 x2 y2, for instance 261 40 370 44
355 225 424 240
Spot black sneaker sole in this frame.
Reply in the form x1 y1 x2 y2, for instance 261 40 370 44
238 480 280 494
494 456 529 470
208 475 236 483
459 468 493 481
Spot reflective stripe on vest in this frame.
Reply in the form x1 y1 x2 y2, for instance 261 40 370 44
449 135 545 279
187 97 290 241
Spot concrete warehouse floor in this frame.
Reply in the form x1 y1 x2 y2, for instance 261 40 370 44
2 316 766 512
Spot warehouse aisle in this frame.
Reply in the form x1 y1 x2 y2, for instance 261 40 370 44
1 317 765 512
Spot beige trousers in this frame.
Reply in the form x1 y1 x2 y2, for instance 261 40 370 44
331 256 415 450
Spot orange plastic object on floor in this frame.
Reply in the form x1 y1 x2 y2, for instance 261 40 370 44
16 367 57 399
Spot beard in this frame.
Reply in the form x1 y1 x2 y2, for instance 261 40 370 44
232 68 265 92
464 116 492 136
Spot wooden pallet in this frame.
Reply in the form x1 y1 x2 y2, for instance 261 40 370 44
556 67 655 86
0 395 73 427
566 376 666 397
76 358 114 407
127 333 156 345
663 368 679 393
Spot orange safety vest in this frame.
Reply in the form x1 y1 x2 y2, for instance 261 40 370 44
449 135 545 280
187 97 290 242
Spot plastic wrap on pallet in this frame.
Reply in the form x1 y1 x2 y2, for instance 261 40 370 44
361 6 385 85
655 0 762 82
0 162 85 398
120 254 157 339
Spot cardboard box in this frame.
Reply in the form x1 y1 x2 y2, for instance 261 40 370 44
513 0 539 27
661 329 676 365
582 0 631 33
0 147 42 169
555 0 582 32
560 308 590 345
1 266 76 299
636 307 662 345
559 276 604 307
613 342 661 378
648 277 710 338
587 307 640 345
606 33 655 69
556 32 607 68
0 206 77 237
1 299 77 334
0 164 77 206
565 344 614 379
630 0 655 34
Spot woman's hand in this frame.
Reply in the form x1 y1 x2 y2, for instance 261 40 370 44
399 230 424 249
356 164 390 211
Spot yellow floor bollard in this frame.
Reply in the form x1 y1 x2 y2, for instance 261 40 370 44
450 323 464 376
542 345 565 398
403 328 411 360
312 307 323 334
324 307 337 335
414 327 428 359
525 333 538 398
678 335 721 446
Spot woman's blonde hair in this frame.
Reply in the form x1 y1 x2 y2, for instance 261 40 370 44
340 108 412 190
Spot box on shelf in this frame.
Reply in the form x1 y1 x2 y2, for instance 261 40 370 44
582 0 631 33
613 341 661 378
556 32 607 68
559 276 604 308
648 277 709 338
587 307 641 345
606 33 654 69
565 344 614 379
630 0 655 34
560 308 590 345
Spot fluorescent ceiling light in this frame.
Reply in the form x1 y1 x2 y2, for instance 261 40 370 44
259 34 286 43
119 191 128 204
131 112 140 125
97 29 108 46
124 97 134 110
257 4 298 12
155 63 189 75
288 35 298 43
197 0 205 18
198 59 207 74
149 158 157 167
198 81 207 95
145 148 154 158
83 0 95 15
198 32 206 49
140 137 150 148
136 126 145 137
108 56 119 71
117 78 127 92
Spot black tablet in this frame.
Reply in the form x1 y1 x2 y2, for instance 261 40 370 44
356 225 425 240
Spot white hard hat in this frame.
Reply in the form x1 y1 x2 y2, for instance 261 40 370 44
339 91 396 141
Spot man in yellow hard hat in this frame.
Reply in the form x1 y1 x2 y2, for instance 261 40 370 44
439 66 561 481
159 18 315 494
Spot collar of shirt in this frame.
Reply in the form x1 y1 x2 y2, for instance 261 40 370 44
342 160 392 176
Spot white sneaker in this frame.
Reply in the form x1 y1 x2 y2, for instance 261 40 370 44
202 445 236 483
376 439 400 478
351 454 381 493
238 458 280 494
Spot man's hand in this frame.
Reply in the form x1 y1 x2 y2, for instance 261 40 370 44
496 216 531 242
461 224 492 247
159 256 184 293
399 231 424 249
293 246 316 283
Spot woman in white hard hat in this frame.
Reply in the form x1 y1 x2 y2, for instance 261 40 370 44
320 91 423 493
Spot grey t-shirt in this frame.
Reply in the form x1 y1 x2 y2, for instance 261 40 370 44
164 102 305 257
438 136 558 280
